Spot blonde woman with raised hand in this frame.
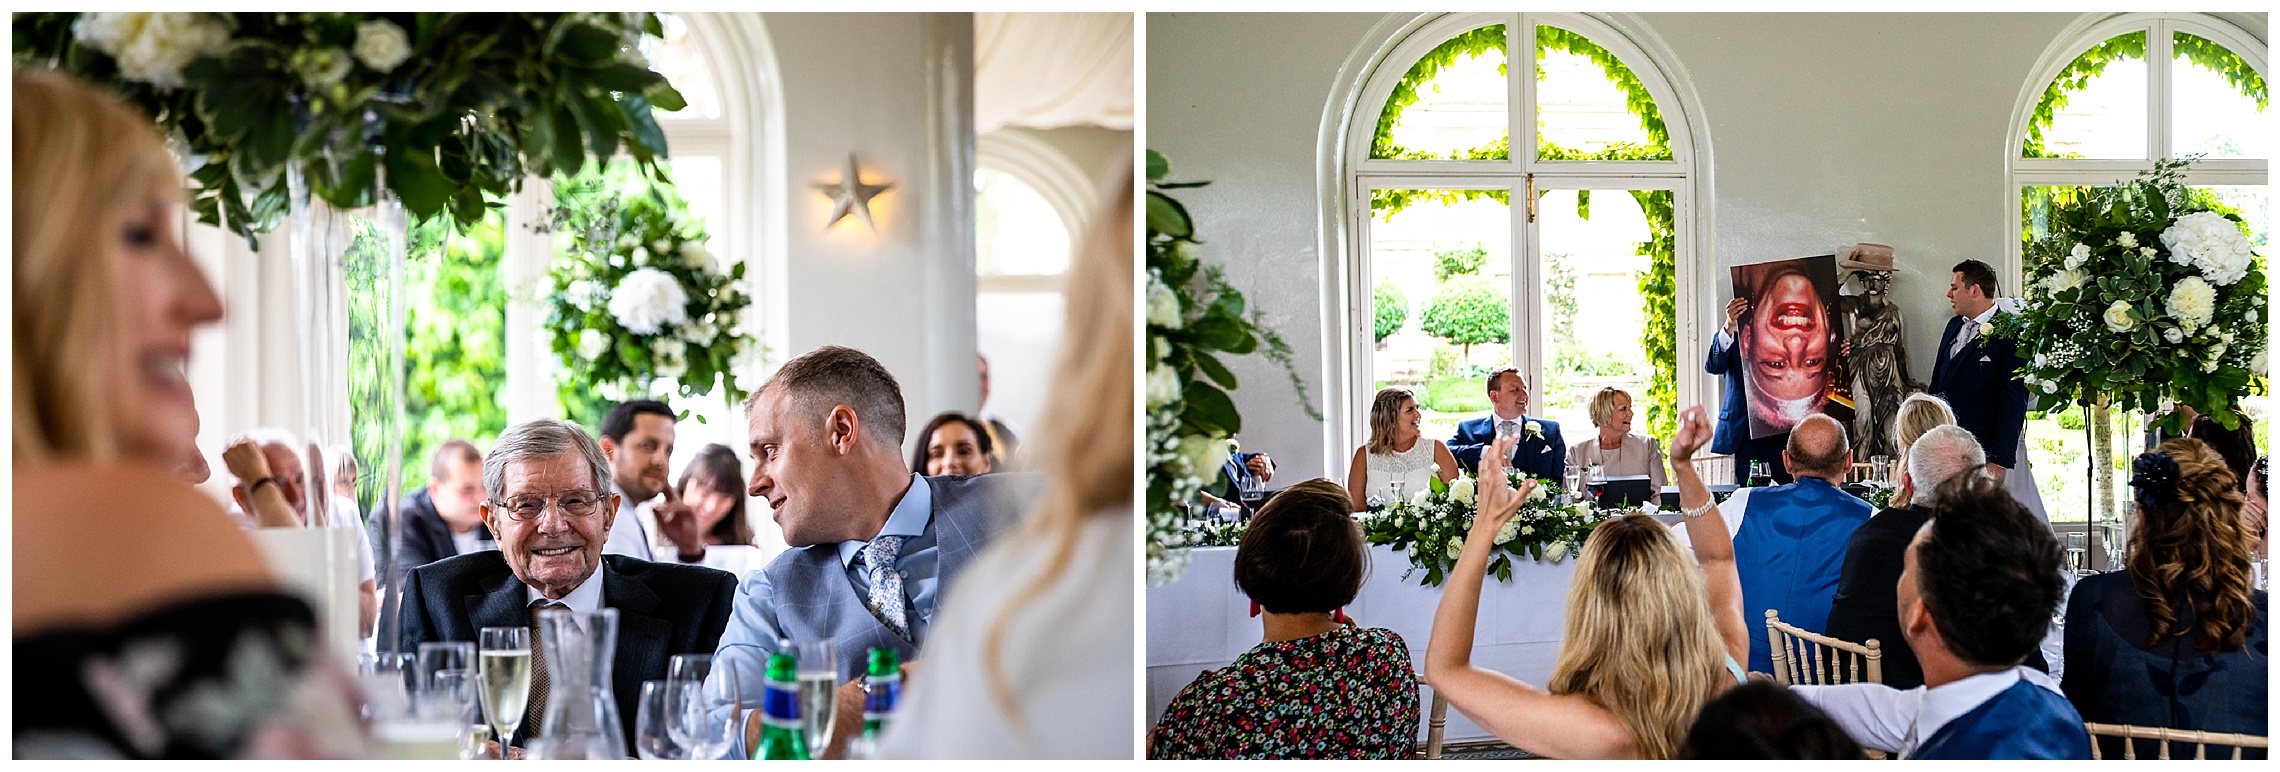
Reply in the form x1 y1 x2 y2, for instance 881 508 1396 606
1426 406 1749 758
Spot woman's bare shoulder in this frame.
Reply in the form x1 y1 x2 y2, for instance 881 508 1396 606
14 461 274 630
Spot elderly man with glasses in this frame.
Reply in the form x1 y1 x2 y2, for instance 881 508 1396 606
398 418 737 753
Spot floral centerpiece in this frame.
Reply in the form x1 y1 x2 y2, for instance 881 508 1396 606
13 12 682 244
1357 474 1609 587
546 177 759 409
1146 150 1315 585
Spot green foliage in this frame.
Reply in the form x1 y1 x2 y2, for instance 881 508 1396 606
403 217 509 491
1419 276 1511 359
1358 472 1604 586
1419 374 1493 414
2173 32 2268 110
1370 24 1509 160
1534 25 1671 154
13 12 683 247
1634 189 1679 442
1433 242 1489 282
1373 281 1409 342
2023 30 2263 158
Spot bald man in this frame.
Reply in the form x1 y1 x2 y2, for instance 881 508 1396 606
1705 414 1875 673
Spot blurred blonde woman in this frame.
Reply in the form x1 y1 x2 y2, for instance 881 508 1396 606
1567 386 1669 492
14 70 362 758
1345 386 1459 511
880 175 1134 758
1428 407 1749 758
1888 393 1957 506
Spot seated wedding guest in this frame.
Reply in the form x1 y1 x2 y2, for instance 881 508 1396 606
1346 387 1460 511
1791 476 2087 759
652 443 769 578
1682 680 1864 760
1716 414 1874 673
709 345 1045 759
1199 443 1276 513
911 411 996 476
1149 480 1418 759
1567 386 1669 492
1708 296 1791 486
398 418 736 752
14 70 361 758
1427 408 1752 759
1449 368 1566 480
1885 393 1958 507
597 399 675 560
223 431 380 640
2247 457 2268 555
1824 425 1984 689
886 187 1135 758
2063 439 2268 759
380 440 495 579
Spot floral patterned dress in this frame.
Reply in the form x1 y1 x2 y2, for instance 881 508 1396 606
1148 626 1419 759
14 593 362 759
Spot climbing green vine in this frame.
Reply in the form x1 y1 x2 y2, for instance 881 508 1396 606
1367 23 1679 441
2023 30 2265 158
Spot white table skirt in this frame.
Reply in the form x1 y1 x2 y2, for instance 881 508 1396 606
1146 544 1578 745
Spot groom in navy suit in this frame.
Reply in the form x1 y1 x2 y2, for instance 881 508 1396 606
1706 296 1794 486
1930 260 2027 482
1449 367 1566 480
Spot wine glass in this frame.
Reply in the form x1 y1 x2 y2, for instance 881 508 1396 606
635 680 685 760
477 627 532 760
670 653 712 686
418 641 476 694
1870 455 1891 485
671 674 736 760
789 639 839 755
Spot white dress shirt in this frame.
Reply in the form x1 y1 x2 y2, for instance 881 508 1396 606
523 558 607 615
602 483 655 561
1791 665 2062 757
1948 304 2000 360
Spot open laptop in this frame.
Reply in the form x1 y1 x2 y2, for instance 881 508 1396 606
1592 475 1657 510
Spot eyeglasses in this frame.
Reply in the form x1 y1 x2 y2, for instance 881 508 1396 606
490 491 603 521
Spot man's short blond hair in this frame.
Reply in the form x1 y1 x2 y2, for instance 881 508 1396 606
741 345 907 447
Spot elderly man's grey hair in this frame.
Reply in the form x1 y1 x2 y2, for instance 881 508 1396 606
483 418 612 503
1906 424 1985 506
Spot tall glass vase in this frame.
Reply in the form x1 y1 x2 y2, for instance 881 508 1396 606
530 608 627 760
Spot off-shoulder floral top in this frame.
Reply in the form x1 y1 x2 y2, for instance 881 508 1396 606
1149 626 1419 759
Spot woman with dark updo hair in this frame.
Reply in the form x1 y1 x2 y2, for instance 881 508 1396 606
2062 438 2268 759
1148 478 1419 758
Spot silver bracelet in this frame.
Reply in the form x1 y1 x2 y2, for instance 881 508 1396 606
1680 500 1714 519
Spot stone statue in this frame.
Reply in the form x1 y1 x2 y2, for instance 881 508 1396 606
1834 244 1922 460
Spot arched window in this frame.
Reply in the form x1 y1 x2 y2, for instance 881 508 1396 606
1341 13 1700 447
971 130 1099 442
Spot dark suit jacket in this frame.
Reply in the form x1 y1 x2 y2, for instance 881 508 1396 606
1931 314 2029 468
1449 415 1565 480
1707 332 1794 486
1823 504 1932 689
398 552 735 749
374 487 495 582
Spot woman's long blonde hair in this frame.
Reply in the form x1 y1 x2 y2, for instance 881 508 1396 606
981 173 1134 726
1548 514 1731 759
13 70 184 461
1891 393 1957 459
1364 387 1415 455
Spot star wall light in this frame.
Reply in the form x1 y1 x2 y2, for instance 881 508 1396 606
813 153 892 231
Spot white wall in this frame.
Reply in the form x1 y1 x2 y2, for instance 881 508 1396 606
1148 11 2267 480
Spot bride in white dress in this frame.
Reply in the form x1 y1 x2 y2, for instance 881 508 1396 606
1345 387 1460 511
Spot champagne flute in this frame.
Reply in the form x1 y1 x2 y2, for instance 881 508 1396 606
478 627 532 760
788 639 839 755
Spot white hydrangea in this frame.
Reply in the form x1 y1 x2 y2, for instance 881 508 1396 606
2065 242 2091 270
352 20 411 72
1146 271 1182 329
72 12 231 91
652 339 688 379
2102 300 2135 333
2164 275 2215 330
576 329 608 360
2161 211 2254 286
607 267 689 334
565 279 605 312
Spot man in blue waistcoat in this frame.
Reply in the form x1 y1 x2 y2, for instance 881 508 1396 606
706 346 1041 758
1721 413 1873 673
1790 476 2088 759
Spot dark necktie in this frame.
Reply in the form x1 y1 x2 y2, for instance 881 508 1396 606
523 599 562 738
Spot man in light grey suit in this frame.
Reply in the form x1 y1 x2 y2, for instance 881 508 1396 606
706 345 1039 759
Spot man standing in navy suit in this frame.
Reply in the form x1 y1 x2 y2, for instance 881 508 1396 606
1449 367 1565 481
1707 296 1793 486
1930 260 2028 486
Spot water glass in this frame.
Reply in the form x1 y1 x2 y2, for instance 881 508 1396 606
635 680 685 760
788 638 839 753
418 641 476 694
669 653 712 686
1870 455 1891 484
671 678 735 760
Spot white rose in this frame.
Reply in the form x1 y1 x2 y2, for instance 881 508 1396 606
300 47 353 87
653 339 689 379
1146 272 1182 329
2065 242 2090 270
2140 247 2157 258
2164 275 2216 330
607 267 690 334
352 20 411 72
1527 484 1547 502
1146 363 1180 408
2102 300 2135 333
1410 490 1429 507
1445 536 1464 561
1977 321 1994 337
1545 543 1570 562
2163 327 2184 344
2253 348 2268 376
680 242 715 272
1450 477 1476 506
576 329 608 359
2042 269 2085 294
679 320 715 345
2161 211 2254 286
73 13 232 91
2116 231 2137 248
631 246 653 266
616 235 638 250
2250 309 2260 325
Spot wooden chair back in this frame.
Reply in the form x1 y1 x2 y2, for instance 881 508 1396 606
1765 609 1883 686
2085 723 2270 760
1691 454 1735 485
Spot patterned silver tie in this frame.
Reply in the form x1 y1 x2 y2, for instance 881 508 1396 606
863 535 910 639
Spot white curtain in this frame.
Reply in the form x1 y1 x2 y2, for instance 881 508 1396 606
975 12 1133 134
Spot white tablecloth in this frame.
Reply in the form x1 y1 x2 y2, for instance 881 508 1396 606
1146 545 1578 745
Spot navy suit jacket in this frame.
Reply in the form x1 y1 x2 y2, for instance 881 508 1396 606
1930 314 2029 468
399 553 736 750
1705 331 1750 456
1449 415 1565 480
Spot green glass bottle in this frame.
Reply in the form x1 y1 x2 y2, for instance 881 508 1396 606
861 648 901 739
753 652 810 760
